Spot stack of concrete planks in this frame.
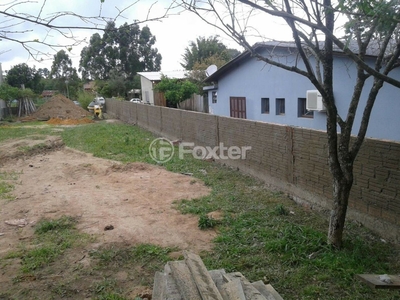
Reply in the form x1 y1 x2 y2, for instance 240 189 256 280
152 251 284 300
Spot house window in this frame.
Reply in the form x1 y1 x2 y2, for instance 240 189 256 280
212 91 217 103
276 98 285 115
261 98 269 114
230 97 247 119
298 98 314 118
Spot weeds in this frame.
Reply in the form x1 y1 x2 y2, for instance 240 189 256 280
0 123 57 143
0 170 21 181
0 170 21 201
0 181 14 200
90 243 173 271
198 214 219 229
6 216 90 273
17 142 47 153
35 215 77 234
272 203 290 216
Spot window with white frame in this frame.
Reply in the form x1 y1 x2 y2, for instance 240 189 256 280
212 91 217 103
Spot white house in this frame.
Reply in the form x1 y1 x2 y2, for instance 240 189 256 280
137 70 187 106
204 42 400 142
0 99 5 120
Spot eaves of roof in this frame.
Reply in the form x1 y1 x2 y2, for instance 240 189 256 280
138 70 187 81
204 40 391 83
204 42 301 83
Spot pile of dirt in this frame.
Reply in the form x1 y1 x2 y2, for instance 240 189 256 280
30 95 91 120
46 118 94 125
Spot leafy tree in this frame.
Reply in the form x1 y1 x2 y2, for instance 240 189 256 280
79 22 162 82
187 53 232 94
77 91 94 110
0 84 20 102
181 36 240 70
6 63 42 94
37 68 50 79
97 70 128 98
50 50 80 98
0 83 35 116
154 76 198 108
50 50 76 79
79 33 107 80
180 1 400 248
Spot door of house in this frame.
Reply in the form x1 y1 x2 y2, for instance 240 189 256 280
230 97 246 119
203 94 209 113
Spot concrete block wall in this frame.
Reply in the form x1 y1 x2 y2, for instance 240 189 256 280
105 99 400 241
292 128 332 200
180 111 219 147
351 139 400 226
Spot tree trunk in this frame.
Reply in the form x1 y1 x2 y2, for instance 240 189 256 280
328 176 353 248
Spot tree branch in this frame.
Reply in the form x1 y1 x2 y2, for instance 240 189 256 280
236 0 400 89
0 1 175 61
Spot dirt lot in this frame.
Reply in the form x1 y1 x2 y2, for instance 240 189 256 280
0 134 216 299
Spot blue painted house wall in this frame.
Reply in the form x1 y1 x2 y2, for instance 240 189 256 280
205 46 400 141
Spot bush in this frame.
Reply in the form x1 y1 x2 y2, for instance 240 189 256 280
77 91 94 110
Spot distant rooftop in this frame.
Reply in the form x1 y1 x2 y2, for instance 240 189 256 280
137 70 187 81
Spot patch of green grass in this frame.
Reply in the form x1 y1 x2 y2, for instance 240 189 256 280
61 122 400 300
92 279 126 299
0 171 22 202
18 142 47 153
61 123 156 163
0 181 14 198
51 283 80 298
35 215 76 234
90 244 173 272
198 214 219 229
6 216 90 274
0 122 57 143
272 203 290 216
0 170 21 181
96 292 127 300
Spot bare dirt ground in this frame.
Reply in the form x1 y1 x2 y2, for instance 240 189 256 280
0 134 216 298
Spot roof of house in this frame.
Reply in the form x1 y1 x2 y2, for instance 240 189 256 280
41 90 56 97
205 40 394 83
83 81 95 90
137 70 187 81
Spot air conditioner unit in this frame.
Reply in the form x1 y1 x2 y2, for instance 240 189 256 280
306 90 326 111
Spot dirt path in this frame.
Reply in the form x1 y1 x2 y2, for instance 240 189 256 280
0 137 216 257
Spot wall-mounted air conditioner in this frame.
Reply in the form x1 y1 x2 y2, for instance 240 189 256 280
306 90 326 111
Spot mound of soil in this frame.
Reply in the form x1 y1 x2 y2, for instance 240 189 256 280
31 95 91 120
46 118 94 125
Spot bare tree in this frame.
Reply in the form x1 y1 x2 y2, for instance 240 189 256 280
179 0 400 248
0 0 176 60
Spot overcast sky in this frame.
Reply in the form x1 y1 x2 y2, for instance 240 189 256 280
0 0 293 73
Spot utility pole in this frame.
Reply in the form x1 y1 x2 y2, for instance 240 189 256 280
0 63 3 85
65 80 70 99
